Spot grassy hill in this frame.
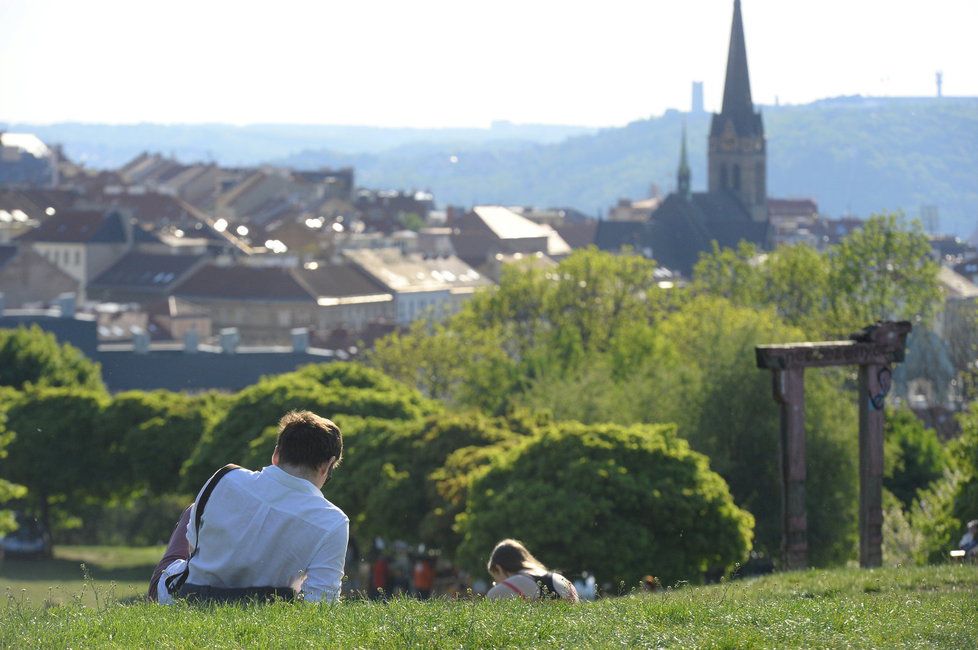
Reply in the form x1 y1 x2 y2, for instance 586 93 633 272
1 548 976 648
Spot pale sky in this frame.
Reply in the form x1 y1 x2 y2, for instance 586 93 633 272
1 0 976 128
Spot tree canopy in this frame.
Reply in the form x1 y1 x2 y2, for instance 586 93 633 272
0 326 104 392
455 421 754 587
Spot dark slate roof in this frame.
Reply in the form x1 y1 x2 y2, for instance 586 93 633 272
173 264 313 302
89 252 205 290
555 221 599 249
595 191 770 276
594 221 648 252
15 210 112 243
292 264 390 298
0 244 17 270
13 209 160 245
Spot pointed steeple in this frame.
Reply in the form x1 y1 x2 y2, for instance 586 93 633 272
677 123 691 200
721 0 753 115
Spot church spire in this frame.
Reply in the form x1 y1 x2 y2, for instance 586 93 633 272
677 123 691 200
721 0 754 116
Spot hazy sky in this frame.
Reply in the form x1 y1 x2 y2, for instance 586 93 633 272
2 0 976 128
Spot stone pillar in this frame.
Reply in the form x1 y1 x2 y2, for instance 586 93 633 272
858 363 887 568
773 368 807 570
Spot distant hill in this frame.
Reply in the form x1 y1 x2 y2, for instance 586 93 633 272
276 97 978 237
4 97 977 236
0 121 596 168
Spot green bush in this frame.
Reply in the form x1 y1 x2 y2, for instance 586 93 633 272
97 391 225 496
2 388 109 537
182 363 439 489
884 408 946 509
456 421 754 587
0 325 104 392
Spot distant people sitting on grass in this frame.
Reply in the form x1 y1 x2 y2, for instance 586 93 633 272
148 410 348 604
485 539 579 602
960 519 978 558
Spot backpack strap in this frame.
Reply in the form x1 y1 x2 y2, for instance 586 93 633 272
164 464 241 595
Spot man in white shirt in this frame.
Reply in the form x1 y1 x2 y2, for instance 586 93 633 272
148 410 349 603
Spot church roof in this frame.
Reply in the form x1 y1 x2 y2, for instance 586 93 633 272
594 191 769 276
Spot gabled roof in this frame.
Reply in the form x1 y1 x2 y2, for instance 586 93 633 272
471 206 554 240
173 264 314 302
938 266 978 300
555 221 599 249
89 252 206 290
292 264 392 301
344 248 489 293
13 209 155 244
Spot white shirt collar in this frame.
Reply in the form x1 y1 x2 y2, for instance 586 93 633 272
261 464 324 498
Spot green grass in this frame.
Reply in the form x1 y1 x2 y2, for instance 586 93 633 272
1 545 163 606
1 550 976 648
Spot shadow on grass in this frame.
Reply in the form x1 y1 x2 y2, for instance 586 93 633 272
1 556 154 586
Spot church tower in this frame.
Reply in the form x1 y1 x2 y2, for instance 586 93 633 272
677 123 691 200
708 0 767 222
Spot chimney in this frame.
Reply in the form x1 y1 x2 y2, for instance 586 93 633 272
291 327 309 353
183 328 199 353
132 327 150 354
57 292 76 318
220 327 239 354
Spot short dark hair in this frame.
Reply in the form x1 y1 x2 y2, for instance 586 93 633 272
275 410 342 471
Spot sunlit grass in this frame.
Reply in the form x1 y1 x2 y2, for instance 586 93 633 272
1 557 975 648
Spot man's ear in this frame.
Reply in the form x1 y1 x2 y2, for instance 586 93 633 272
271 446 280 466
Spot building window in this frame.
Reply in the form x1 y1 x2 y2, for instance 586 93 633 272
755 162 765 200
74 250 80 266
732 164 741 191
720 165 728 189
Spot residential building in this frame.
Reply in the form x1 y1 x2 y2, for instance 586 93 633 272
0 244 79 307
342 247 490 325
87 251 208 304
13 209 160 298
451 205 571 270
172 262 393 344
0 133 58 187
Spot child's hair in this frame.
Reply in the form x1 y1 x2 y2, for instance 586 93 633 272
487 539 547 575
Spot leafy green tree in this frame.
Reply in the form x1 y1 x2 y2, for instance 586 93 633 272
183 362 439 489
691 241 766 308
658 295 859 565
828 213 940 334
911 402 978 563
884 408 946 508
97 391 226 497
370 250 675 413
0 325 104 392
0 409 28 535
456 421 754 587
2 388 108 538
